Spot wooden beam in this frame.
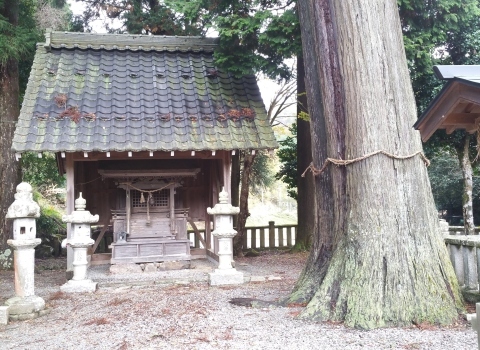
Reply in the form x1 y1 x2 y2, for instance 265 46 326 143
99 168 201 178
71 150 226 161
459 84 480 106
465 102 475 113
442 113 480 125
467 124 479 133
445 125 457 134
90 225 108 255
188 218 207 248
418 82 461 141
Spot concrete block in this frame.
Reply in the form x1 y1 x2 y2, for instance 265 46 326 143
60 279 97 293
250 276 266 282
0 306 9 325
209 270 244 286
267 276 283 281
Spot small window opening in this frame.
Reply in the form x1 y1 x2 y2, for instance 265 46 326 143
20 227 25 234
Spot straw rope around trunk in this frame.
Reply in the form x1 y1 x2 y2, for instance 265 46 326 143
301 150 430 177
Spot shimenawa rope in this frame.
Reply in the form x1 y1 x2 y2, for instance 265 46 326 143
301 150 430 177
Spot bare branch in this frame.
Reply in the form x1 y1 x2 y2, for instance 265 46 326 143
35 1 69 31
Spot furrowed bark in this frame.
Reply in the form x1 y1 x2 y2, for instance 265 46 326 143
293 0 462 328
287 0 344 303
0 0 22 270
456 134 474 235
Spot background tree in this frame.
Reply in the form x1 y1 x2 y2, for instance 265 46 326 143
276 122 297 199
0 0 41 269
424 137 480 223
287 0 462 328
399 0 480 233
0 0 72 267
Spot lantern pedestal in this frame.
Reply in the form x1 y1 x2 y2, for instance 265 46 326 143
4 183 45 321
60 193 99 293
60 245 97 293
207 188 243 286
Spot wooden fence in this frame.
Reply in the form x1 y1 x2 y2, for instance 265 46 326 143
187 221 297 250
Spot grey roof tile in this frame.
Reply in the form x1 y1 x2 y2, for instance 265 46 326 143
12 32 278 153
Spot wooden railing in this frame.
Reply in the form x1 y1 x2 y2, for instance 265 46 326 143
187 221 297 250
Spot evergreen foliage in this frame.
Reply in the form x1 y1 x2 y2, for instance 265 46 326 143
77 0 301 80
21 152 65 188
250 151 275 195
0 0 38 67
276 122 297 199
399 0 480 112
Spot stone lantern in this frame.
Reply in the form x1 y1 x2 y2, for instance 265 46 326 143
60 193 99 293
4 182 46 320
207 187 243 285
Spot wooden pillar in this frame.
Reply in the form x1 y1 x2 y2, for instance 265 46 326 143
170 185 175 236
222 152 232 203
268 221 275 248
251 228 257 249
126 188 131 234
287 227 292 247
260 228 265 249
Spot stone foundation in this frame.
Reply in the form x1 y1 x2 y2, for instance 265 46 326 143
8 308 50 321
4 295 48 322
110 260 191 274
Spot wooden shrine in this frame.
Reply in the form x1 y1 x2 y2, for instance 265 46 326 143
11 31 278 269
415 65 480 140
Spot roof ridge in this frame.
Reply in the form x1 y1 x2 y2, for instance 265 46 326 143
44 31 218 52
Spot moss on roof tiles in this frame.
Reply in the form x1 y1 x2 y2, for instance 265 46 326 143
12 32 278 153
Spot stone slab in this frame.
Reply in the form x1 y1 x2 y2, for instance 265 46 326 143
159 260 191 271
60 279 97 293
110 263 143 274
0 306 9 325
5 295 45 316
250 276 266 282
209 270 244 286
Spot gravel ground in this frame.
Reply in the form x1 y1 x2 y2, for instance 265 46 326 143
0 251 477 350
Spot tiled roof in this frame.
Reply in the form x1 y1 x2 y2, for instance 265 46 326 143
12 32 278 153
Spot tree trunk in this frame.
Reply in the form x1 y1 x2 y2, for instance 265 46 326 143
294 55 315 250
231 152 240 231
291 0 462 328
233 152 256 256
0 0 22 270
456 134 475 234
